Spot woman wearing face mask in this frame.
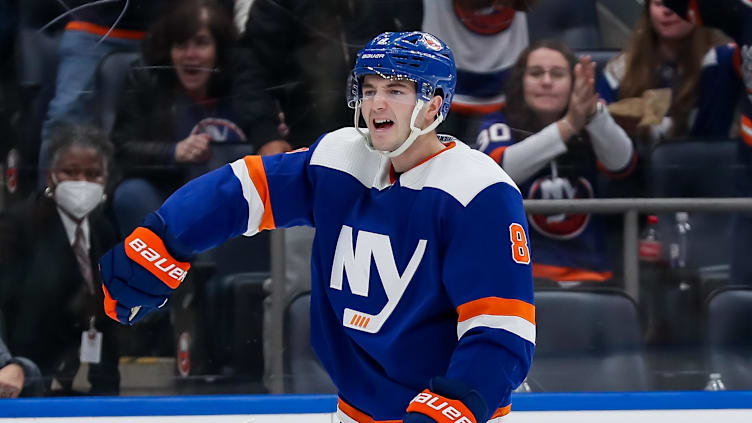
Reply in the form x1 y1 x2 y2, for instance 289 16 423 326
0 125 122 395
475 40 635 284
111 0 247 237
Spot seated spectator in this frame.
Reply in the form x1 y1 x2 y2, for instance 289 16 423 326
597 0 741 146
0 125 121 395
475 40 635 283
660 0 752 287
423 0 535 142
236 0 423 154
37 0 167 186
111 0 248 237
1 315 43 398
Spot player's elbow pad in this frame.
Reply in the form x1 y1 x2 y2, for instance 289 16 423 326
403 377 488 423
99 225 191 325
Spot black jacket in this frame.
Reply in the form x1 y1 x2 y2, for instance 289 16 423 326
235 0 423 148
0 193 121 395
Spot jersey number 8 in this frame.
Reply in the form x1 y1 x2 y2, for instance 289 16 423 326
509 223 530 265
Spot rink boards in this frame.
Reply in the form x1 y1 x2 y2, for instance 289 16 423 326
2 392 752 422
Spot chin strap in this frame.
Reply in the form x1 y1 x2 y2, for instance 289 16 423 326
354 99 444 158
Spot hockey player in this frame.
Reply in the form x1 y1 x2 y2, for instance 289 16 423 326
99 32 535 423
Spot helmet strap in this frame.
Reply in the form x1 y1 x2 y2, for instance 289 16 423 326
354 99 444 158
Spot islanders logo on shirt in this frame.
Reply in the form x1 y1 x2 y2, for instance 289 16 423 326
191 118 248 143
527 175 594 240
453 0 516 35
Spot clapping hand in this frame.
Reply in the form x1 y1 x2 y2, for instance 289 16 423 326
564 55 599 132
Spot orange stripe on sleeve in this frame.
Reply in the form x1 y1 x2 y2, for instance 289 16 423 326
489 146 507 165
741 115 752 147
687 0 703 26
597 150 638 180
243 155 276 231
457 297 535 325
102 284 119 322
733 45 742 77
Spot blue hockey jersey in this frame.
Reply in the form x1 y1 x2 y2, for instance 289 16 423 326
663 0 752 177
152 128 535 422
597 43 742 139
476 113 635 282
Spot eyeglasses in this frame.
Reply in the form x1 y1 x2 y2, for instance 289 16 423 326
524 66 570 81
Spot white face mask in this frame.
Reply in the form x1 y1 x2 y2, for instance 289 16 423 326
53 180 105 219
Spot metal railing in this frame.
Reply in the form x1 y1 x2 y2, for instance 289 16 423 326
264 197 752 393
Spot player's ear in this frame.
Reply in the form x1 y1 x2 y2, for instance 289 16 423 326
424 95 443 121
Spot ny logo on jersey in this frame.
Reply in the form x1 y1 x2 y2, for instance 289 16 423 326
539 177 577 224
330 225 427 334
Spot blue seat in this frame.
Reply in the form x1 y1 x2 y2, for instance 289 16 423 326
527 289 649 391
283 292 337 394
648 141 740 271
96 51 141 134
527 0 601 49
706 287 752 389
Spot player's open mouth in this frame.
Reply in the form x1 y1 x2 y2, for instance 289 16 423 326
373 119 394 130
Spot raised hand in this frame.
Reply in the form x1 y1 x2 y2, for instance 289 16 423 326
564 55 599 132
174 133 212 163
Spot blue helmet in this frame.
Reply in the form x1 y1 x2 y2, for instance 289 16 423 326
349 32 457 157
350 31 457 120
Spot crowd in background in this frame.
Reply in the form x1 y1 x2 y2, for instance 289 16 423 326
0 0 750 398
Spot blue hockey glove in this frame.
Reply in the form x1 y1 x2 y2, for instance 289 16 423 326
403 377 488 423
100 226 190 325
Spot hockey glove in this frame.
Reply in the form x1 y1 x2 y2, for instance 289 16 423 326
403 377 488 423
100 226 190 325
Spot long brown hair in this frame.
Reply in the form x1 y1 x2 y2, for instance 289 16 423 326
618 0 724 137
504 39 577 136
143 0 238 97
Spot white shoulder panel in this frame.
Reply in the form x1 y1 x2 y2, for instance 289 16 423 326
701 46 719 68
401 141 520 207
309 127 392 190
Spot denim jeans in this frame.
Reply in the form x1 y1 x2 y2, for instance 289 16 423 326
112 178 166 238
38 30 140 185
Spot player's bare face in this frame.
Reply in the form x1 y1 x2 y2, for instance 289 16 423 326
360 75 417 152
649 0 694 41
523 48 572 120
170 9 217 98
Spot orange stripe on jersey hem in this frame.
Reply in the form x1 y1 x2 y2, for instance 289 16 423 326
451 101 506 115
741 115 752 147
337 398 402 423
124 228 190 289
490 404 512 419
533 263 612 282
66 21 147 40
457 297 535 325
489 146 507 164
243 155 276 230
